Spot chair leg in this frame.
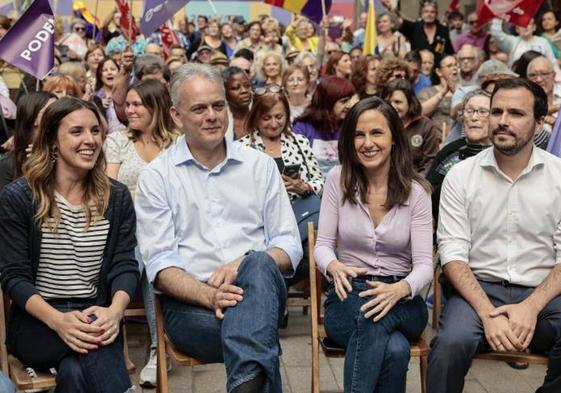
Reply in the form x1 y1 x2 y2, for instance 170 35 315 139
155 296 169 393
122 325 136 374
311 338 320 393
420 354 428 393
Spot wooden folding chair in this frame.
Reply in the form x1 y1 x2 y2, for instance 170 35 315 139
0 290 135 391
308 222 429 393
433 266 548 366
154 295 213 393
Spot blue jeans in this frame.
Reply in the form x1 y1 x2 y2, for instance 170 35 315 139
160 252 287 393
136 247 157 349
323 277 428 393
428 280 561 393
7 299 132 393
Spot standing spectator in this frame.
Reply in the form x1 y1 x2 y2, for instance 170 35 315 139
383 79 441 174
539 10 561 57
0 97 139 392
376 12 410 59
294 51 320 91
420 49 435 76
384 0 454 59
447 11 466 44
58 62 92 101
405 50 433 94
187 19 228 61
256 51 285 86
222 22 239 59
85 45 105 89
324 52 352 79
293 76 355 175
235 21 264 53
351 55 381 99
457 44 484 86
282 64 311 122
223 66 252 140
490 18 556 66
373 57 412 95
104 80 179 388
453 12 489 52
315 97 432 393
95 58 126 134
285 16 320 54
418 54 458 131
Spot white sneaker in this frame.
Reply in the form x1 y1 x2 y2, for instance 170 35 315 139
139 348 172 388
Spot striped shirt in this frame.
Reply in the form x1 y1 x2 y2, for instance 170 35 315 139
36 193 109 299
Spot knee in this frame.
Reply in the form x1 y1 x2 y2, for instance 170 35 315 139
56 355 85 388
385 334 411 370
431 328 476 360
238 252 281 282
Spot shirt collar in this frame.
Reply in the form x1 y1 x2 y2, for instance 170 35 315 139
480 145 545 173
172 135 244 167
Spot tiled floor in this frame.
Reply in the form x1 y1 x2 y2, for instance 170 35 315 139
125 305 547 393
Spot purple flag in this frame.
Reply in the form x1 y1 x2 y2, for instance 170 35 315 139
546 107 561 157
140 0 187 37
0 0 54 80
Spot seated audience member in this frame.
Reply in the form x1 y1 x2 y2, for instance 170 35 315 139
58 61 92 101
0 92 57 190
282 64 311 122
457 44 484 87
315 97 433 393
490 18 556 66
135 64 302 393
223 66 253 140
418 54 458 131
104 79 179 387
230 49 255 78
383 79 441 174
483 35 508 63
209 51 230 72
404 51 432 94
512 50 543 79
293 76 356 175
294 51 320 91
428 78 561 393
238 85 323 200
426 89 492 220
351 55 381 99
453 12 489 52
0 98 139 392
43 75 80 99
527 56 561 129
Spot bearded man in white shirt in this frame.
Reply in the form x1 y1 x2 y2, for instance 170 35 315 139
428 78 561 393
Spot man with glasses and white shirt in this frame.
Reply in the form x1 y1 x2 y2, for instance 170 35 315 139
527 56 561 130
428 78 561 393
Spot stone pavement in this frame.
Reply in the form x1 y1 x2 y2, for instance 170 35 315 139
125 305 547 393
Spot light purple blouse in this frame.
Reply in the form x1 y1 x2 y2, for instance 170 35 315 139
314 166 434 297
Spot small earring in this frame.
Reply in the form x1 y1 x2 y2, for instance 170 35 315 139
50 148 58 163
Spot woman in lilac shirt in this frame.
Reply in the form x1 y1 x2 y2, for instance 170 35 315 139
314 97 433 393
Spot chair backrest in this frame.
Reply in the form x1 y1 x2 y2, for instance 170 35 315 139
0 290 8 374
307 222 322 329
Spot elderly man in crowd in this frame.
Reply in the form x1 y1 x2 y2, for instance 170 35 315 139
453 12 489 52
527 55 561 128
457 44 484 87
135 63 302 393
428 78 561 393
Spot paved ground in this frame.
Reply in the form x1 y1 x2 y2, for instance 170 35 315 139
125 304 547 393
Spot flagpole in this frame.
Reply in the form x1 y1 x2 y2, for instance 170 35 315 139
321 0 326 18
207 0 218 17
93 0 99 41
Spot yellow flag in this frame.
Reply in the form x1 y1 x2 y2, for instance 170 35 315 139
362 0 377 56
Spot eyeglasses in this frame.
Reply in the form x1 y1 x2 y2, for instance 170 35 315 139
392 72 406 79
459 56 475 62
468 20 478 25
463 107 490 117
254 84 283 96
527 71 553 79
73 27 85 32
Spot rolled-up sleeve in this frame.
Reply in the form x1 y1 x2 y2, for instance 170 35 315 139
135 166 185 284
437 166 471 265
314 169 339 276
404 185 434 298
262 159 303 275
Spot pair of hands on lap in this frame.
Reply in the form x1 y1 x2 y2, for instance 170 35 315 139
326 260 411 322
207 256 245 320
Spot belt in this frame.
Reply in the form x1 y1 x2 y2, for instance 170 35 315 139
354 275 406 284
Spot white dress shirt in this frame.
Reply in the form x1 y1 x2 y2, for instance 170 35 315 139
438 147 561 287
135 135 302 283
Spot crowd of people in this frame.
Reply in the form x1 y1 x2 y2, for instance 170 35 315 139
0 1 560 392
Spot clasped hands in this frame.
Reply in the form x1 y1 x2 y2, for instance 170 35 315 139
482 301 539 352
207 256 245 320
326 260 411 322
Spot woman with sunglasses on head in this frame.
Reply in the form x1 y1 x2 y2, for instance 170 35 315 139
223 66 253 140
0 97 139 392
293 76 356 176
315 97 432 393
382 79 441 174
418 54 458 132
104 79 179 388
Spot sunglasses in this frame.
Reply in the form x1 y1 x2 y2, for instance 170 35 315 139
254 84 283 96
74 27 85 32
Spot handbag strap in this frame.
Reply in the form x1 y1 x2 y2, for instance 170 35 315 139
290 133 312 179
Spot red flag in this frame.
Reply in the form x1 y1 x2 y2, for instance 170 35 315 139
115 0 139 42
446 0 460 15
160 22 179 60
477 0 545 27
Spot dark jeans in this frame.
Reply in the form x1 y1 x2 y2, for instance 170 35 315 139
7 299 132 393
323 277 428 393
160 251 287 393
428 280 561 393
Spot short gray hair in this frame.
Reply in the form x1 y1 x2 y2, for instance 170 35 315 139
170 63 225 107
294 51 316 66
